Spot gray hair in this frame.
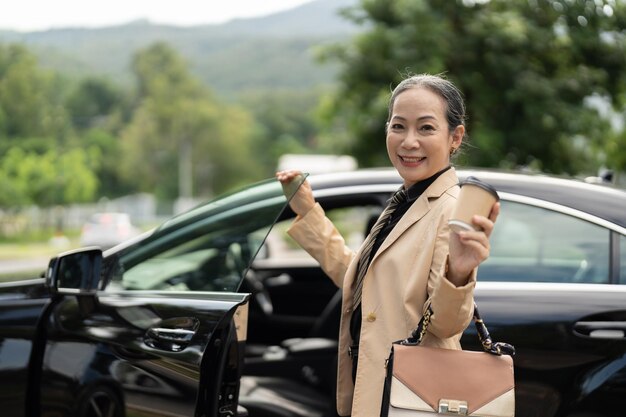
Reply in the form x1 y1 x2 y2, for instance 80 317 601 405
386 74 467 142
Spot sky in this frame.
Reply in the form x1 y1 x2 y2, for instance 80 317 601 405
0 0 314 32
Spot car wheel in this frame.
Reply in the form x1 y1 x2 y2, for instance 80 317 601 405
76 385 124 417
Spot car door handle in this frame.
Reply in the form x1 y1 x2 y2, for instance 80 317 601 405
573 321 626 339
146 327 196 343
144 327 197 352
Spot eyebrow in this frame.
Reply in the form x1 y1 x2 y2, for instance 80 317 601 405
391 115 437 122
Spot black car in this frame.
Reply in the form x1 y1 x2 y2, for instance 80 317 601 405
1 168 625 417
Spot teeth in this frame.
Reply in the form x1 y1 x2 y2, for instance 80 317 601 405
401 156 425 162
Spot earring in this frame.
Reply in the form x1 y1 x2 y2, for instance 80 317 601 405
449 147 456 156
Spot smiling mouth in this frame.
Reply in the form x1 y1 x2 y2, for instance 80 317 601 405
399 156 426 163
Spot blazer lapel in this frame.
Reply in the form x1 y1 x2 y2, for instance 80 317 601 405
370 169 459 264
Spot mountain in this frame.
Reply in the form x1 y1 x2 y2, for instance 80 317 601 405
0 0 360 95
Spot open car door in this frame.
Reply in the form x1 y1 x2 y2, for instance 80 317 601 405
35 176 307 417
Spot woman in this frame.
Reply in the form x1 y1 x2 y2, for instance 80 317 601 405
276 74 499 417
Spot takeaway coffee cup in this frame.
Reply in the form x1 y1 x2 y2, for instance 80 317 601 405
448 176 499 233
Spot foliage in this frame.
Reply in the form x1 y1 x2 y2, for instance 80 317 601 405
0 1 356 210
63 77 135 199
321 0 626 175
81 128 134 198
604 127 626 172
0 40 276 207
239 88 331 175
0 41 262 207
0 44 71 140
0 147 98 207
0 45 103 208
119 43 262 200
65 77 129 131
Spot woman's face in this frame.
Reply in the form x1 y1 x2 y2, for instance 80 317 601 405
386 87 464 188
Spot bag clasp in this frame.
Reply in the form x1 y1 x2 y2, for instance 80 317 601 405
438 399 468 415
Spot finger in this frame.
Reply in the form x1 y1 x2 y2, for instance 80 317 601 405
458 229 490 248
488 202 500 222
456 233 490 259
470 215 494 237
275 170 302 182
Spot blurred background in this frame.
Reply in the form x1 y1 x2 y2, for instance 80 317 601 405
0 0 624 278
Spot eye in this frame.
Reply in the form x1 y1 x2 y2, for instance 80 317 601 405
390 123 404 131
420 124 435 132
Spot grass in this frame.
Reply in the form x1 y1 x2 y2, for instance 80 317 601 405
0 241 66 260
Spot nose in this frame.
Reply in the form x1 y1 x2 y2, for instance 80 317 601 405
401 128 420 148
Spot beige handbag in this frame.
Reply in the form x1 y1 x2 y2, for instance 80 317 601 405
381 304 515 417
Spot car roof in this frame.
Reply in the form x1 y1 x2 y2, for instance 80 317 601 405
305 168 626 229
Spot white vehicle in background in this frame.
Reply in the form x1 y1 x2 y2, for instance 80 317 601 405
277 154 357 174
79 212 141 250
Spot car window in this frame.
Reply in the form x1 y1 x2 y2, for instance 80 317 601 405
103 176 307 292
479 200 610 284
618 235 626 284
266 205 382 261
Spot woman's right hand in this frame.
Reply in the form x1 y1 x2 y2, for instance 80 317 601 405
275 170 316 217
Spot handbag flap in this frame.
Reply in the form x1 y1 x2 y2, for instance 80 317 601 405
390 344 514 415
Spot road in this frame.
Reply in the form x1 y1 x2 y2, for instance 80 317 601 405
0 257 49 278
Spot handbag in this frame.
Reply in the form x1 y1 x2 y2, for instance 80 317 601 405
380 303 516 417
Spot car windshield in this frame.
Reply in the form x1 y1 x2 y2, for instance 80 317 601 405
102 175 307 292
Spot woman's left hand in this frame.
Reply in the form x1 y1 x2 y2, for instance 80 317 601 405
447 202 500 286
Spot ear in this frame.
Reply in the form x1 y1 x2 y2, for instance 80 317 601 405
450 125 465 149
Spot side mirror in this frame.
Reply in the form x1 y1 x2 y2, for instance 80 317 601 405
47 247 103 294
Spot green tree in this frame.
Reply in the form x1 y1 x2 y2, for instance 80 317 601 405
0 44 104 207
81 128 134 198
0 44 70 140
120 43 260 200
0 150 28 208
65 77 134 198
240 88 329 175
65 77 129 131
0 147 97 208
321 0 626 175
604 127 626 175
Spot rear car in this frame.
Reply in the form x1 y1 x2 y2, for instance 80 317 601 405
79 212 141 249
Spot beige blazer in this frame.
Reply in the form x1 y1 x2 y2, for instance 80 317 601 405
287 168 476 417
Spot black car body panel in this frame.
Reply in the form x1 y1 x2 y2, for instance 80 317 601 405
468 282 626 416
38 290 248 417
0 274 249 417
0 279 51 417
